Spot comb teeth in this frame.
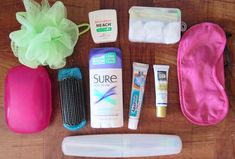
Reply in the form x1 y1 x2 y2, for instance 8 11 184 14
59 77 86 130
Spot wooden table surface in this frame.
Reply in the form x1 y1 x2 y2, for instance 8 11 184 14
1 0 235 159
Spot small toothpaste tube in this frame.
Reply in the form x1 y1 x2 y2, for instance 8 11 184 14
128 62 149 130
153 65 170 118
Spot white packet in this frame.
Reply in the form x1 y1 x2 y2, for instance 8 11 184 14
128 6 181 44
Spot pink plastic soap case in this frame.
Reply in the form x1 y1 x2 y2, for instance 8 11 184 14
4 65 51 133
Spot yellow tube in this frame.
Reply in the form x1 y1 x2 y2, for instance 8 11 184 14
153 65 169 118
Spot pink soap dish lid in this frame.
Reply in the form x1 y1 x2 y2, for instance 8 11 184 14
4 65 51 133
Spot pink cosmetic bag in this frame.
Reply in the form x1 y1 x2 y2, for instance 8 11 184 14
177 22 228 126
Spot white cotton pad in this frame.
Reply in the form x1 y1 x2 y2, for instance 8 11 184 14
144 21 164 42
128 6 181 44
128 20 146 42
163 22 181 44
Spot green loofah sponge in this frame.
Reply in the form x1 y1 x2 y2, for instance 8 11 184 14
9 0 90 69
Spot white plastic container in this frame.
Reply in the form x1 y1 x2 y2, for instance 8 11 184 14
128 6 181 44
62 134 182 158
89 48 123 128
89 9 118 43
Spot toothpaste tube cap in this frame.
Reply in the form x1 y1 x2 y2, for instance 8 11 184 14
156 106 167 118
128 118 139 130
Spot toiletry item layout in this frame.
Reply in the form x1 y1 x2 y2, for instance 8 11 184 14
5 1 232 158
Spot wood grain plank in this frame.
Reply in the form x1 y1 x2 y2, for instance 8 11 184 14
1 0 235 159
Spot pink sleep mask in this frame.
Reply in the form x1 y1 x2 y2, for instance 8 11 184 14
4 65 51 133
177 22 228 126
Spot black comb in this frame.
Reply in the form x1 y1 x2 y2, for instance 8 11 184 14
58 68 86 131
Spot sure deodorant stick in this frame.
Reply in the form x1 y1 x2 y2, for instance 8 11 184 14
89 48 123 128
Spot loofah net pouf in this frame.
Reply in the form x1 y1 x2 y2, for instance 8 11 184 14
9 0 89 69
